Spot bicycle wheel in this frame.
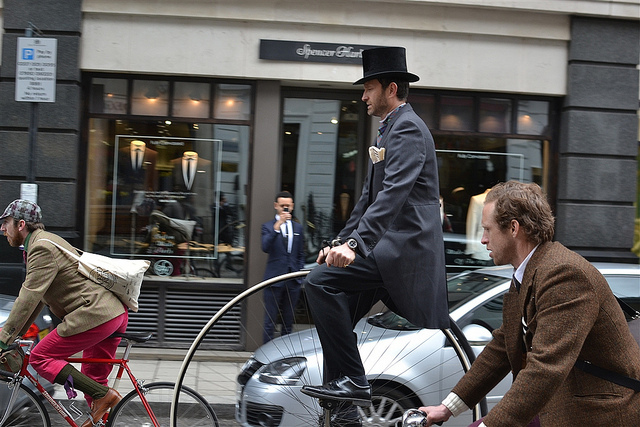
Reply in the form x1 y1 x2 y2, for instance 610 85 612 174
0 377 50 427
107 382 217 427
175 272 485 427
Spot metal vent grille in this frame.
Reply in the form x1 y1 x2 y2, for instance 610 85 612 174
164 289 242 346
126 289 161 344
126 285 243 349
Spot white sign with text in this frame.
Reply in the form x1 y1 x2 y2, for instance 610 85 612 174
15 37 57 102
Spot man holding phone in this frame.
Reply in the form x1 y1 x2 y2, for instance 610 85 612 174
260 191 305 342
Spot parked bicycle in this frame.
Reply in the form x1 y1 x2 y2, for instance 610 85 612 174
0 331 218 427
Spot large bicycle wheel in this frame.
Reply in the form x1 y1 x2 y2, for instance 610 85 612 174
0 376 50 427
174 272 485 427
107 382 217 427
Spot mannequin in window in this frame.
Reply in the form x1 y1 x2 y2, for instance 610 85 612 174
170 150 213 220
465 188 491 261
116 140 157 205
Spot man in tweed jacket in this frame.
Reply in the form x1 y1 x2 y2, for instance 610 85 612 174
0 200 127 427
421 181 640 426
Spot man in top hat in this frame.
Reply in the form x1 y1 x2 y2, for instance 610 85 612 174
301 47 449 426
0 199 127 427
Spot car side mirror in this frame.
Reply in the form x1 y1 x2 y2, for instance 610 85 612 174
462 323 493 346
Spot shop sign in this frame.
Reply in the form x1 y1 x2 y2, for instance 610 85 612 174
259 39 381 64
15 37 57 102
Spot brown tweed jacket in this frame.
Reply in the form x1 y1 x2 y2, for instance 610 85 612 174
452 241 640 426
0 229 126 343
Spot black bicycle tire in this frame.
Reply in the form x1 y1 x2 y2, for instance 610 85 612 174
0 376 51 427
108 381 218 427
172 271 486 425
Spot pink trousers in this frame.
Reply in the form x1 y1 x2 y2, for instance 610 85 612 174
30 311 128 403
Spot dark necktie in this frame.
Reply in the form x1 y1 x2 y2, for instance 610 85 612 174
513 276 521 292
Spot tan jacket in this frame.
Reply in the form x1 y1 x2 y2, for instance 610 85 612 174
452 242 640 426
0 229 126 343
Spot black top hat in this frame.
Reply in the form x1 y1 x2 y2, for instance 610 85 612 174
353 47 419 85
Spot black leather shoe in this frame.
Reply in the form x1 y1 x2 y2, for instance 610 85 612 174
301 376 371 407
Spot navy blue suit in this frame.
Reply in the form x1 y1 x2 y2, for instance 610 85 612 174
261 218 305 342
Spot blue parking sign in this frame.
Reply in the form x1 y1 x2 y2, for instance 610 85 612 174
22 48 34 60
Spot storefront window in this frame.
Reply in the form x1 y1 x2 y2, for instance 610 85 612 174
281 90 552 271
85 76 251 281
410 94 436 129
131 79 170 116
479 98 511 133
214 84 251 120
281 96 365 263
173 82 211 118
90 78 128 114
440 96 474 131
517 100 549 135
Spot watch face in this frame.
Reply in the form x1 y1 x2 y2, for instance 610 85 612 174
348 239 357 249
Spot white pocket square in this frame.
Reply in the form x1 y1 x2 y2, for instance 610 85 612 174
369 146 386 164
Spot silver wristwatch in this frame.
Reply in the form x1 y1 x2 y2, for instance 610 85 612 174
346 238 358 251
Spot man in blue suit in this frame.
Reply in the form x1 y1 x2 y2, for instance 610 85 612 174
261 191 306 342
301 47 449 426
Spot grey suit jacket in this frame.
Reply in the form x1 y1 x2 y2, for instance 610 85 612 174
452 242 640 426
0 229 126 343
339 104 449 329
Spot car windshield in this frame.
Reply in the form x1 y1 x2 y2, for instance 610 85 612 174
367 271 507 330
447 272 507 311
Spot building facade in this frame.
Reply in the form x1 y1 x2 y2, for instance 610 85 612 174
0 0 638 349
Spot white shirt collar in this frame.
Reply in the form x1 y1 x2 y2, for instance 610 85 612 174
514 244 539 283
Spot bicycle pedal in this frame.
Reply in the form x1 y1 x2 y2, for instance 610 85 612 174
56 400 84 420
318 399 341 410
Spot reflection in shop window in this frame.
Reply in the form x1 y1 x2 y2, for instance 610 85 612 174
214 84 252 120
173 82 211 118
281 97 363 263
440 96 473 131
479 98 511 133
90 78 128 114
517 100 549 135
409 94 436 129
131 80 169 116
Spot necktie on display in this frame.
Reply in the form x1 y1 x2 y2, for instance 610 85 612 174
183 158 196 190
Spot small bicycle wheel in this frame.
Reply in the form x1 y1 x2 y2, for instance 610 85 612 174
0 376 50 427
107 381 217 427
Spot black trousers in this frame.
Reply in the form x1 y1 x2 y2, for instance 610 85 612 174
304 251 391 382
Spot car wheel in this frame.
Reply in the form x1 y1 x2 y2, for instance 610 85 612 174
359 384 418 427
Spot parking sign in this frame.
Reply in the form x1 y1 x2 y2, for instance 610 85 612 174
15 37 57 102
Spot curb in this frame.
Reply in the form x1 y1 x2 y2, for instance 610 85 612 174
127 347 252 363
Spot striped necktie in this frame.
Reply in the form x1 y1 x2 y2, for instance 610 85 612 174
376 117 390 146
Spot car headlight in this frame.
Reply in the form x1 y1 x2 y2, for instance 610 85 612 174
258 357 307 386
237 358 264 386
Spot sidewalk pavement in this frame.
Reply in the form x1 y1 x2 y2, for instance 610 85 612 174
53 346 251 424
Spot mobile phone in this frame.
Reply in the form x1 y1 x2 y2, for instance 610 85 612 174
283 207 289 213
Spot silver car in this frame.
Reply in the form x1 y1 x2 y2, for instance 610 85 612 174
235 263 640 427
0 294 56 417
